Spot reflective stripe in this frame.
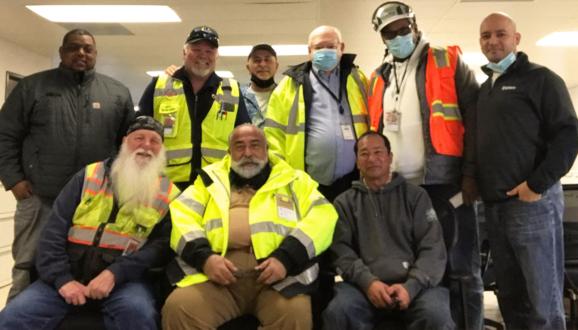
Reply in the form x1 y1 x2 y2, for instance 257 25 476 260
201 147 227 159
68 226 146 251
273 263 319 291
177 195 206 216
250 221 292 237
176 229 206 255
287 90 304 134
166 148 193 160
431 101 461 120
306 197 330 215
291 228 316 259
264 118 287 130
432 48 449 68
205 218 223 232
176 257 199 275
288 182 302 220
350 68 369 110
153 77 184 97
219 78 239 104
352 114 368 124
152 178 172 211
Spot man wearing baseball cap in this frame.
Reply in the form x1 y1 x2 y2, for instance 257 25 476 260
242 44 279 127
138 25 250 191
366 2 482 328
0 116 179 329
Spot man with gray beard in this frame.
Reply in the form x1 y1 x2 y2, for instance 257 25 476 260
162 124 338 330
0 116 180 330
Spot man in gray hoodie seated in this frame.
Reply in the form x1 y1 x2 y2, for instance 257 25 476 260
322 131 454 330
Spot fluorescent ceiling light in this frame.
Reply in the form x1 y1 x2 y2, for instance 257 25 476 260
219 44 308 57
537 31 578 47
146 70 234 78
26 5 181 23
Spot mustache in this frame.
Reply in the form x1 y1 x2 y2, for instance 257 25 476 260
132 148 155 158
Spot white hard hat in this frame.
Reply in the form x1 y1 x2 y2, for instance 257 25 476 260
371 1 415 32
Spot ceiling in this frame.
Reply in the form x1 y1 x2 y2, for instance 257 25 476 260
1 0 578 102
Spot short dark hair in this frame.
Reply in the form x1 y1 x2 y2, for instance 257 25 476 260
354 131 391 155
62 29 95 46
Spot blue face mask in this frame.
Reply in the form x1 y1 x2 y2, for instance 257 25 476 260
312 48 339 72
486 52 516 73
385 33 416 60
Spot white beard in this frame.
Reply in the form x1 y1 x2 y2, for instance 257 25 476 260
110 143 166 211
231 156 267 179
190 64 212 78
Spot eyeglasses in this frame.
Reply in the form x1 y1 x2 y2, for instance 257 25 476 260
381 25 413 40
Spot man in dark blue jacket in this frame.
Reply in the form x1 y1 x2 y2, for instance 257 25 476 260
0 117 177 330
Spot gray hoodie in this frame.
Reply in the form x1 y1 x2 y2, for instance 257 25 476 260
330 173 447 300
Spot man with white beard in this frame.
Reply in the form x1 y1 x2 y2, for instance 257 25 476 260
0 116 180 330
138 25 250 191
162 124 338 330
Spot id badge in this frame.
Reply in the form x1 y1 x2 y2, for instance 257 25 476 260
276 194 297 221
163 114 176 137
122 238 140 256
385 110 401 132
341 125 355 140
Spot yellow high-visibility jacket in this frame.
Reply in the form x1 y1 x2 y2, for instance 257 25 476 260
168 152 338 297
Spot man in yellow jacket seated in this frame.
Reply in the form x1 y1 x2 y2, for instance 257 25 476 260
163 124 338 330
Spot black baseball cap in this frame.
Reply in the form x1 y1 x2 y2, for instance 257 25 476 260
126 116 164 140
248 44 277 59
186 26 219 48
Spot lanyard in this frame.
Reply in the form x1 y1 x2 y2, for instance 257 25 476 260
311 69 344 114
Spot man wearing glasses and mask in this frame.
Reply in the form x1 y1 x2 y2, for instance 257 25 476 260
367 2 482 329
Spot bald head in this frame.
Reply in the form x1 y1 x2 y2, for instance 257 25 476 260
308 25 343 46
479 12 521 63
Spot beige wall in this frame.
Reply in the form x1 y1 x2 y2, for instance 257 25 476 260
0 37 51 289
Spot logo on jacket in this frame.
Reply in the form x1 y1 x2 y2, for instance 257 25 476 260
501 86 517 91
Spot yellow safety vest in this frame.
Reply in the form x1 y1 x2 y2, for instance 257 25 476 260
69 161 179 251
169 153 337 294
264 68 369 170
153 75 240 183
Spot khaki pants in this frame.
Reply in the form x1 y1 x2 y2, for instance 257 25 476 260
162 249 312 330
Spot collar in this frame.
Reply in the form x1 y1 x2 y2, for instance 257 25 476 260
229 162 271 190
58 64 95 85
173 66 223 91
481 51 528 77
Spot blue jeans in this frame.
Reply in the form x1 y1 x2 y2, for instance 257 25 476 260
322 282 454 330
485 182 565 330
423 184 484 330
0 280 159 330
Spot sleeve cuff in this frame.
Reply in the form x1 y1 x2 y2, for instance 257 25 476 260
357 272 379 293
403 278 424 301
53 273 75 291
270 249 297 275
107 264 125 286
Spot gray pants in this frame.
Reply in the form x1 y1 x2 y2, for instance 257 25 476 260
8 195 53 301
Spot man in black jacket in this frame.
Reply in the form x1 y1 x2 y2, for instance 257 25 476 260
0 117 177 330
476 12 578 329
0 29 134 300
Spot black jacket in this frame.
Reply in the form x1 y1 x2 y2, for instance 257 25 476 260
476 52 578 202
0 66 134 199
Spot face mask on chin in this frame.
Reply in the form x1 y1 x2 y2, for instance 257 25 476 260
312 48 339 72
385 32 416 60
250 74 275 88
486 51 516 73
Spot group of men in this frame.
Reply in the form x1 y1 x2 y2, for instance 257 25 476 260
0 1 576 330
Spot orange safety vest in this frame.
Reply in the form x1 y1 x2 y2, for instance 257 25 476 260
367 46 464 157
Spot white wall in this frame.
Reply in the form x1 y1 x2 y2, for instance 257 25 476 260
0 37 51 289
